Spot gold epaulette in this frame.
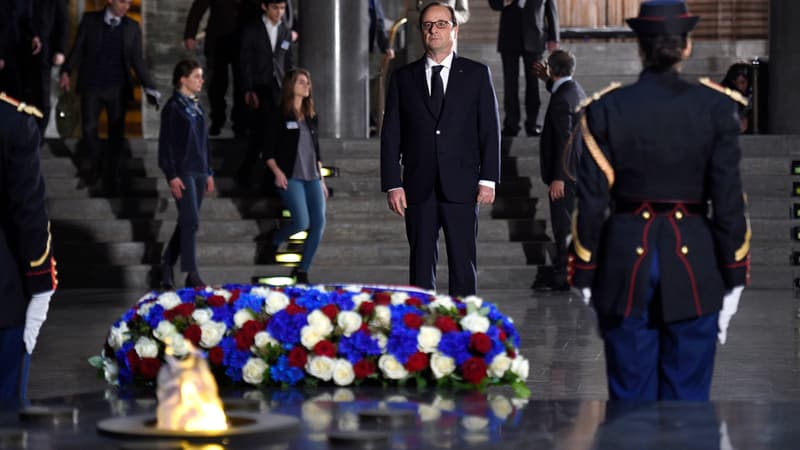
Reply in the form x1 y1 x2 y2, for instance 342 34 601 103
575 81 622 113
0 91 44 119
698 77 749 107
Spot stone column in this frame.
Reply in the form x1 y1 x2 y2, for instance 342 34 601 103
768 0 800 133
299 0 369 138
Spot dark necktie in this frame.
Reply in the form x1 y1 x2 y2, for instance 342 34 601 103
430 65 444 117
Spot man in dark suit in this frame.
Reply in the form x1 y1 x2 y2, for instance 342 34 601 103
381 2 501 296
489 0 559 137
532 49 585 291
0 0 43 98
22 0 68 135
0 92 57 404
59 0 160 194
237 0 293 185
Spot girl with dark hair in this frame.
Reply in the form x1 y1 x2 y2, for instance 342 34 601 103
261 68 327 284
158 59 215 289
568 1 750 401
720 62 753 132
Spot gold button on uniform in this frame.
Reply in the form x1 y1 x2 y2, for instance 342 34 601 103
642 211 651 220
681 245 689 255
636 246 644 255
674 210 684 220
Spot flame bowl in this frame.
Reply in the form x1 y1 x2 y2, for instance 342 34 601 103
96 412 299 443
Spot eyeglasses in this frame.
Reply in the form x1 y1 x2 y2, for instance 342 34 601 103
421 20 453 32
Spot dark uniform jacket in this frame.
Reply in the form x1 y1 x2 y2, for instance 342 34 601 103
0 94 57 328
488 0 559 55
569 69 750 323
60 11 157 97
264 112 321 178
32 0 68 62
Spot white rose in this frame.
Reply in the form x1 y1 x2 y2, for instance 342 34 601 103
488 353 512 378
459 313 490 333
378 354 408 380
253 331 279 349
234 309 255 328
373 332 388 350
199 321 226 348
212 289 232 300
489 394 513 420
137 302 154 317
337 311 362 337
341 285 363 293
351 292 371 307
462 295 484 308
418 404 441 422
510 356 530 380
107 322 129 350
264 291 290 315
306 310 334 336
300 325 325 350
153 320 177 342
429 295 455 310
103 359 119 385
332 359 355 386
156 292 182 310
430 353 456 379
242 357 269 385
134 336 159 358
166 333 189 357
192 308 213 325
373 305 391 328
332 388 355 402
306 356 335 381
248 286 272 300
462 415 489 432
417 326 442 353
390 291 409 305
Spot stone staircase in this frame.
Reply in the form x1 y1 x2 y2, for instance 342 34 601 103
40 132 798 291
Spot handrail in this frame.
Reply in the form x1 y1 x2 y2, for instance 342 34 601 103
376 17 408 137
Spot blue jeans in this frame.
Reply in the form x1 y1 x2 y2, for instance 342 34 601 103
272 178 326 272
162 174 207 272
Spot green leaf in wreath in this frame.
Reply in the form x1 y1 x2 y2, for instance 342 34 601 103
88 355 104 369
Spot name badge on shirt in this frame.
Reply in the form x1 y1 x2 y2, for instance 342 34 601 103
286 121 299 129
281 40 291 50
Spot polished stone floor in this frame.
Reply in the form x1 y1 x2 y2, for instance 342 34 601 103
10 287 800 449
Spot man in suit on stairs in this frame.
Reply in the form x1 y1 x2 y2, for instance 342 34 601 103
532 49 585 291
381 2 501 296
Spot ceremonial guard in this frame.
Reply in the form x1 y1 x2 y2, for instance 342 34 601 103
0 92 58 404
568 0 750 401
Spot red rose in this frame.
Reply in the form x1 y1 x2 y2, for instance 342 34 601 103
207 295 226 307
229 290 241 302
126 349 140 373
183 324 202 345
373 292 391 305
403 313 423 329
354 359 376 378
506 349 516 358
209 347 224 365
288 347 308 368
359 322 371 334
321 304 339 321
242 320 262 337
434 316 459 333
359 301 376 316
461 357 488 385
404 351 428 373
139 358 161 379
175 302 195 317
286 303 307 315
469 333 492 354
313 340 336 357
405 297 422 308
498 329 507 342
235 331 254 350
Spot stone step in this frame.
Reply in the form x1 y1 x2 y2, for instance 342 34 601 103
52 219 266 243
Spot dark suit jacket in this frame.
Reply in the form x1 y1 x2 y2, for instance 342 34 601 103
60 11 157 96
540 78 585 185
570 69 750 323
380 55 501 204
184 0 239 46
32 0 68 60
264 112 321 177
489 0 559 55
239 18 293 94
0 97 56 328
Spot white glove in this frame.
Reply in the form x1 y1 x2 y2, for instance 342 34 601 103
24 291 53 354
717 286 744 345
571 287 592 306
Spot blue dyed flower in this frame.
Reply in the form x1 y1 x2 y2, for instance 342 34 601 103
146 305 165 329
438 331 471 365
233 293 263 313
387 326 419 364
338 331 382 363
267 310 307 345
270 355 305 385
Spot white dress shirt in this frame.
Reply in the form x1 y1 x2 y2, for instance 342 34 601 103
263 15 280 52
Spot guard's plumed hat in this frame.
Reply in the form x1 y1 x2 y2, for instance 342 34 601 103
626 0 699 35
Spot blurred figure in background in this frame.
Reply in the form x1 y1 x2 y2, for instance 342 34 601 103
720 62 752 133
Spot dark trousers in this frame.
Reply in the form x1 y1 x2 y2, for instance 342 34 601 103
206 33 243 131
598 250 719 400
405 189 478 296
239 84 277 178
80 85 127 186
20 52 54 134
0 326 26 404
549 181 575 283
501 51 542 135
162 174 207 273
